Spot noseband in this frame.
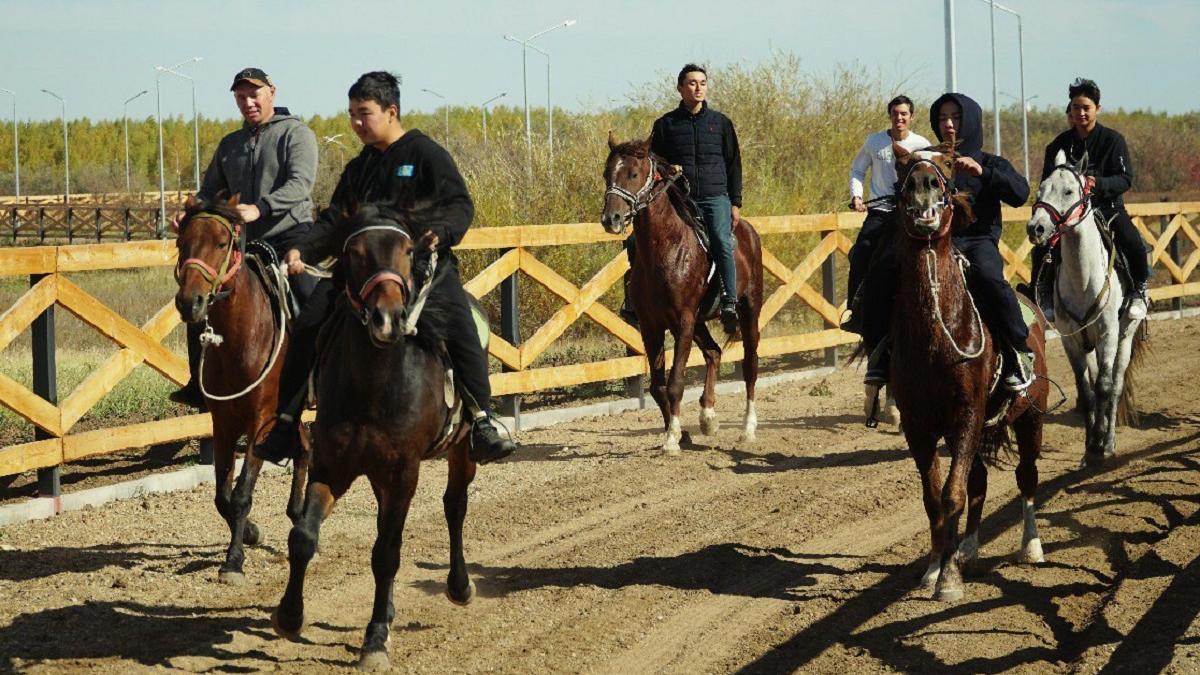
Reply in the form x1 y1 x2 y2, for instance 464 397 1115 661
898 157 955 240
1032 164 1092 247
342 224 416 326
604 154 682 230
175 212 243 303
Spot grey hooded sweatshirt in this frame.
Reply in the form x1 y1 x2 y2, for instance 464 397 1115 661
197 107 318 240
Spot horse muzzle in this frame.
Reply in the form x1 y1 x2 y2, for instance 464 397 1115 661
1026 214 1053 246
600 209 630 235
174 290 210 324
366 303 408 346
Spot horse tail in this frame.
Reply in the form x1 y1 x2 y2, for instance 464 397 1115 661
978 424 1017 470
1117 322 1151 427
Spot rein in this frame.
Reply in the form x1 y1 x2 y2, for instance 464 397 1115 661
1032 164 1093 248
898 158 954 241
175 212 244 303
342 223 437 337
605 155 683 229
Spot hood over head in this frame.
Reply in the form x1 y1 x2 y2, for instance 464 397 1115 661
929 93 983 161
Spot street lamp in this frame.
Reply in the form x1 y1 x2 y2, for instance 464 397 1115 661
480 92 506 146
421 88 449 143
41 89 69 204
503 18 576 169
322 133 347 167
123 89 149 193
980 1 1027 176
155 56 201 235
944 0 958 92
396 73 403 119
0 88 17 201
526 44 560 165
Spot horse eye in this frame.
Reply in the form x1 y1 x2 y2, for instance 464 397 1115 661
217 241 229 250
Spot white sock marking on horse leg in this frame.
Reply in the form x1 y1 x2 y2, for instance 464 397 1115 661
921 556 941 588
663 416 682 456
699 406 719 436
1021 498 1044 563
957 532 979 565
740 399 757 443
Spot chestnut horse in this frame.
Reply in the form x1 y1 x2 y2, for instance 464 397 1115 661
272 204 476 671
173 194 309 584
890 141 1049 601
601 134 763 454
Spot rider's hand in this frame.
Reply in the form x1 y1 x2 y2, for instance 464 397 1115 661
235 204 261 223
170 210 185 233
418 230 439 252
954 156 983 177
731 205 741 226
671 164 683 174
1084 175 1096 194
851 197 866 213
283 249 305 276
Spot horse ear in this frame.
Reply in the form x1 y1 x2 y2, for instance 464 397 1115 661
607 129 618 150
228 192 241 208
1054 149 1067 167
893 143 911 164
341 191 360 221
184 194 199 211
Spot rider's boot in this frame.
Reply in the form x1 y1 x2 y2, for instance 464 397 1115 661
169 324 207 409
253 387 307 466
619 270 639 328
1002 343 1036 393
470 413 516 465
1125 281 1149 321
168 381 206 409
865 340 891 386
719 297 739 335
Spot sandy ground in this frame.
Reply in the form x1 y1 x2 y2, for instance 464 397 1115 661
1 316 1199 674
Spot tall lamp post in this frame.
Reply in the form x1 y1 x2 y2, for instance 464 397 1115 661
155 56 201 235
421 88 449 142
397 73 403 119
982 0 1028 174
526 43 559 165
1002 91 1038 178
41 89 69 204
0 88 17 201
944 0 958 91
503 19 575 169
123 89 149 193
322 133 347 167
480 92 506 146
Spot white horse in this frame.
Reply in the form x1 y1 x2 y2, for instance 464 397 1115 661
1027 149 1149 467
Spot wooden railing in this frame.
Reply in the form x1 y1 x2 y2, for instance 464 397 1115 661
1 202 1197 484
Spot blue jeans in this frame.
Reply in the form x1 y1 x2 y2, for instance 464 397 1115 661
696 194 737 303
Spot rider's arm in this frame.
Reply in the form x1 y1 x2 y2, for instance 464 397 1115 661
297 166 353 263
982 155 1031 207
849 138 871 201
1093 131 1133 199
254 125 318 221
418 140 474 251
723 116 743 208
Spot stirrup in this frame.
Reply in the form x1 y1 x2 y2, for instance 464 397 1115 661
1003 350 1035 393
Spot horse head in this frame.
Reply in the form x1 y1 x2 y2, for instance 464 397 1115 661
1027 149 1091 245
601 131 659 234
174 193 245 323
339 202 423 347
893 139 965 239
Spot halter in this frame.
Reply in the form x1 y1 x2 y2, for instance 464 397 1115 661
174 211 244 303
898 157 955 241
341 224 415 326
604 154 682 231
1031 164 1092 247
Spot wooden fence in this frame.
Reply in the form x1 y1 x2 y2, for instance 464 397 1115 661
1 202 1197 490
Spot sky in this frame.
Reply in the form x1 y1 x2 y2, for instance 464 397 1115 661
0 0 1196 123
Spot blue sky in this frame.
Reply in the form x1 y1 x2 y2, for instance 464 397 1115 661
1 0 1196 122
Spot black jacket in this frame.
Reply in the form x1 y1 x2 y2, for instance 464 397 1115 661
929 93 1029 241
1041 123 1133 212
650 101 743 207
298 129 473 264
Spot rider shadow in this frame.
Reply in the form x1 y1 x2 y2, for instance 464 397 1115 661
757 413 871 433
0 541 224 583
411 542 878 603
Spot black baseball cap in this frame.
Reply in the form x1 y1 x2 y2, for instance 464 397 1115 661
230 67 272 90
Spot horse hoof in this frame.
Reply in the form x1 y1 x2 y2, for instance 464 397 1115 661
1020 538 1045 564
357 650 391 672
445 579 476 606
919 561 941 589
934 585 964 602
1080 452 1107 469
218 570 246 586
739 431 757 445
243 521 262 547
699 408 719 435
662 446 681 457
879 404 900 426
271 608 305 642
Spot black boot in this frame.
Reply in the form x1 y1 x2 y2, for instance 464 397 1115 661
1002 345 1035 392
168 381 206 409
720 298 739 335
170 323 207 409
253 415 302 466
865 340 890 385
470 415 516 465
619 270 639 328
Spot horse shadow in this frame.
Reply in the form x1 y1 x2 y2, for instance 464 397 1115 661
0 541 227 583
706 445 910 475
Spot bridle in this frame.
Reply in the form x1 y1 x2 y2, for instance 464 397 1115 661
175 211 243 303
1031 164 1093 247
898 156 955 241
342 224 416 327
604 153 682 232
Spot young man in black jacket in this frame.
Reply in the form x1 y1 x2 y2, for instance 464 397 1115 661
1030 78 1148 320
636 63 743 334
254 71 516 465
861 93 1034 391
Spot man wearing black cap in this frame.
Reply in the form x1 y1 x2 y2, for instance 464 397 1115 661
169 67 319 408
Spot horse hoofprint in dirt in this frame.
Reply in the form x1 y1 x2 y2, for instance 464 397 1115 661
1027 150 1149 468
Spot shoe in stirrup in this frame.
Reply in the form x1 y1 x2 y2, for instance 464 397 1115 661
619 300 639 328
864 340 890 386
1125 282 1148 320
253 416 301 466
168 381 207 410
470 415 516 465
1003 348 1035 393
719 299 739 335
840 310 863 335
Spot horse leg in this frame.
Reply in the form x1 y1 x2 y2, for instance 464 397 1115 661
1061 338 1097 467
287 423 313 525
443 438 478 605
208 423 243 583
958 453 987 572
1103 319 1140 454
643 329 670 433
692 321 722 436
359 464 420 672
1086 331 1120 465
1013 411 1045 563
738 297 761 443
273 477 344 641
905 429 943 588
662 319 696 455
933 427 979 602
218 424 266 585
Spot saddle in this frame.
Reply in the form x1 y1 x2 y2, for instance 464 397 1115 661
664 178 721 319
244 240 300 323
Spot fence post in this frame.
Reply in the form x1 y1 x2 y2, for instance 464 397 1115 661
37 207 45 243
9 206 16 244
94 207 102 242
66 206 73 244
198 438 214 465
30 273 61 499
499 248 521 431
822 228 838 368
1161 207 1182 314
124 208 132 241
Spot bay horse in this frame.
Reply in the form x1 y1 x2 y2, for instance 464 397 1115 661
601 133 763 454
271 203 476 672
1027 150 1149 467
173 193 309 584
890 140 1049 601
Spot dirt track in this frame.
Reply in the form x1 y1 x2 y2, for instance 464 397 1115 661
2 316 1199 674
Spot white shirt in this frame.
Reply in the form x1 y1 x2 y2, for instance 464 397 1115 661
849 129 932 210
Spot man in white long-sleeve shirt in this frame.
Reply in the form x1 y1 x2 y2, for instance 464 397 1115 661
842 95 930 333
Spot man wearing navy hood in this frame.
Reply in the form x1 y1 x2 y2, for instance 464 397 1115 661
931 92 1035 391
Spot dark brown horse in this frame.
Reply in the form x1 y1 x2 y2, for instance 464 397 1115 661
271 204 476 671
601 134 763 454
890 142 1049 601
173 194 309 584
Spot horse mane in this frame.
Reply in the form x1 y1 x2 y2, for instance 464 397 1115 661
950 192 975 231
183 193 243 227
611 140 651 159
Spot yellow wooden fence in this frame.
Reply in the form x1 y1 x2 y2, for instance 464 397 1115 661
1 202 1197 478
